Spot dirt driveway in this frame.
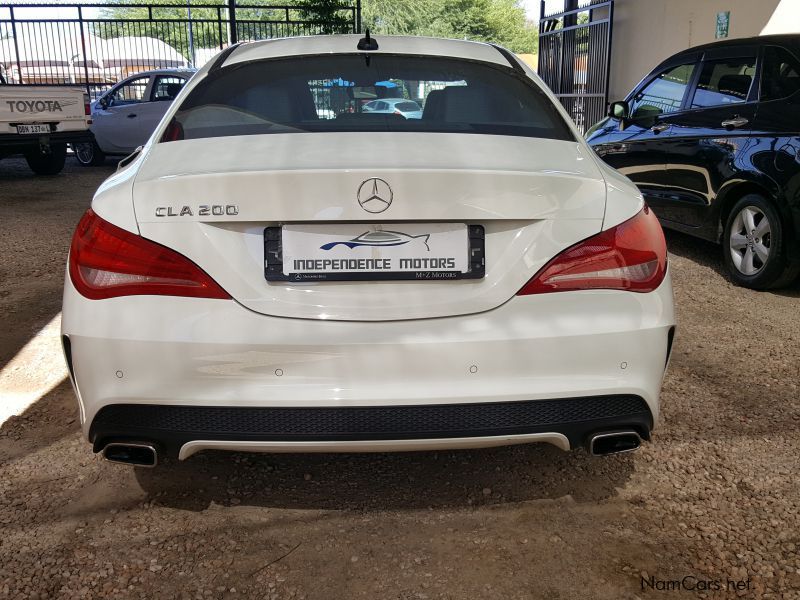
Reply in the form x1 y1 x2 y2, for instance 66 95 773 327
1 157 799 600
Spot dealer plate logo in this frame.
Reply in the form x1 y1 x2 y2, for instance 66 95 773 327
320 231 430 251
357 178 393 213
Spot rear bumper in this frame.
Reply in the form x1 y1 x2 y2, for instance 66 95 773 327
62 270 675 457
0 128 93 150
90 395 654 459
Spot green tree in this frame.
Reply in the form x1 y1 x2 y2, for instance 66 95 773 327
297 0 355 34
485 0 536 53
363 0 537 54
441 0 494 40
362 0 447 37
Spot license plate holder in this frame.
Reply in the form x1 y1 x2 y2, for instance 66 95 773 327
16 124 51 135
264 224 485 282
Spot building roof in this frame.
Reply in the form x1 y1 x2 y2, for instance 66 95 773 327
101 37 187 67
2 32 188 68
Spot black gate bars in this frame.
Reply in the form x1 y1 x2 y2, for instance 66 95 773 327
538 0 613 133
0 2 361 96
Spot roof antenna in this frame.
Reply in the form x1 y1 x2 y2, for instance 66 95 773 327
357 29 379 51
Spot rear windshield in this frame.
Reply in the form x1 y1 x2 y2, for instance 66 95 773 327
168 54 574 141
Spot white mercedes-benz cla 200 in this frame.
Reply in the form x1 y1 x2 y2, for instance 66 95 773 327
62 34 675 467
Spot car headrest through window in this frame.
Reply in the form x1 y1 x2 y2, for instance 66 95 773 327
440 87 492 122
165 83 183 99
717 74 751 99
422 89 446 120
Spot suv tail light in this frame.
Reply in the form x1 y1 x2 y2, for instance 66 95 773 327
83 93 91 116
517 206 667 295
69 209 230 300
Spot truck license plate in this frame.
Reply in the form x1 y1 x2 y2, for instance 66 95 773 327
16 124 51 135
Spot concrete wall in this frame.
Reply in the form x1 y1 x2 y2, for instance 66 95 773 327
608 0 798 101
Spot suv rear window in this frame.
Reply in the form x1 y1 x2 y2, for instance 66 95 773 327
761 46 800 102
167 54 574 142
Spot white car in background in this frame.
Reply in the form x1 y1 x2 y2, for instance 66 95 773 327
62 35 675 467
362 97 423 118
73 68 195 166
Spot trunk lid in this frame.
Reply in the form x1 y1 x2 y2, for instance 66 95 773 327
133 133 606 321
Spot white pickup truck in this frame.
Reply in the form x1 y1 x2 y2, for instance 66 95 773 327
1 71 93 175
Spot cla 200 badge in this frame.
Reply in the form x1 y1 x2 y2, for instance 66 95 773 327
155 204 239 217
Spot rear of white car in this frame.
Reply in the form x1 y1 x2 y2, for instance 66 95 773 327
62 35 675 467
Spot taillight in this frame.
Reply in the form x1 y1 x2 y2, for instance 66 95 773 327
83 93 91 116
69 209 230 300
517 206 667 295
160 118 184 143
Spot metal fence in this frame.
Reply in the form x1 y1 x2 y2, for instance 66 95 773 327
538 0 613 133
0 2 361 97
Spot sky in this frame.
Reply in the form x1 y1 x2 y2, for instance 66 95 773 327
520 0 540 21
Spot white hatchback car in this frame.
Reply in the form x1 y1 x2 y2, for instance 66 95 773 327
362 98 423 119
62 34 675 467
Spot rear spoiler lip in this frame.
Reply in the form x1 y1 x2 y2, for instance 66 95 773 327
208 42 244 73
489 43 526 76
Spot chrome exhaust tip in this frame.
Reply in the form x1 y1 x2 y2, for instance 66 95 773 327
102 442 158 468
587 430 642 456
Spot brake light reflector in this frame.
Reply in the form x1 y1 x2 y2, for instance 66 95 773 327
69 209 230 300
517 206 667 295
83 94 91 116
160 118 184 143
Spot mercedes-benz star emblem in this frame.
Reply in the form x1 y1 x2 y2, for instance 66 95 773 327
357 178 393 213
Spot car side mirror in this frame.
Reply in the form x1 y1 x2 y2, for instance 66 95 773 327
608 100 630 120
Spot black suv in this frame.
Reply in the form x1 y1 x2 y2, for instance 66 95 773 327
587 34 800 289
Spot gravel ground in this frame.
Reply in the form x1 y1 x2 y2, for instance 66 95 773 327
1 156 799 600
